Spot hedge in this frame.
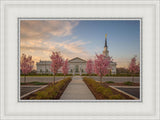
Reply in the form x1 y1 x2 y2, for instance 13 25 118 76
83 77 125 99
28 77 72 99
21 73 73 76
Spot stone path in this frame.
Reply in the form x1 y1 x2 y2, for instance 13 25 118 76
60 76 95 100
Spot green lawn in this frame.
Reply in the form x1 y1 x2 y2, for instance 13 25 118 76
21 81 48 85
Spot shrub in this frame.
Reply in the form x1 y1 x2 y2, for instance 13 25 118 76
124 81 133 86
81 74 97 76
83 77 124 99
21 73 73 77
96 87 104 93
30 77 71 99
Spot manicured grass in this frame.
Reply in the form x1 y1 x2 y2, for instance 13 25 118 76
81 74 139 77
22 77 72 100
106 81 115 84
21 73 73 77
20 75 73 77
104 82 139 86
123 81 134 86
81 74 97 76
83 77 133 100
21 81 48 85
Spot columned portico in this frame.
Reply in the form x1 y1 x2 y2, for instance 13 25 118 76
68 57 87 75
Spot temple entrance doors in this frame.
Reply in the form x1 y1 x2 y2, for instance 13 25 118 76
73 64 82 75
75 65 79 73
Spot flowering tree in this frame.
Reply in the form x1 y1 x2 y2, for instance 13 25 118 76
50 51 63 84
62 59 69 78
128 56 140 82
94 54 111 83
20 53 34 83
85 59 93 77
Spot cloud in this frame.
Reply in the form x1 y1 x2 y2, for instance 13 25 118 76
20 20 93 68
58 40 89 53
21 39 91 64
20 20 79 41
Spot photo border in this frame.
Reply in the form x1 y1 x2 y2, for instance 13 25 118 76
18 17 142 103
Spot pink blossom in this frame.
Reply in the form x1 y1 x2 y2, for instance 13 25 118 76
50 51 63 75
62 59 69 76
128 56 140 74
85 59 93 76
20 53 34 75
94 54 111 83
50 51 64 84
128 56 140 82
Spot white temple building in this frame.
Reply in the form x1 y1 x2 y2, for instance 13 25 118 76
36 57 87 75
103 34 117 74
36 34 117 75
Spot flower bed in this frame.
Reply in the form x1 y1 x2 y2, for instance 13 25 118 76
22 77 72 100
83 77 133 100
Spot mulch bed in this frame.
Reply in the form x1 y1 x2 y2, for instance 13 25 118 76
84 80 134 100
87 85 104 99
56 79 71 99
22 79 71 100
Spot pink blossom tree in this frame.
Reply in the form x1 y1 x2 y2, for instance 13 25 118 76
128 56 140 82
62 59 69 78
94 54 111 83
20 53 34 83
85 59 93 77
50 51 63 84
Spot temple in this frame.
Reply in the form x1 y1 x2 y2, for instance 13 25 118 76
36 34 117 75
102 33 117 74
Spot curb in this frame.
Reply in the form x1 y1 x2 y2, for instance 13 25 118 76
109 86 138 100
20 85 48 99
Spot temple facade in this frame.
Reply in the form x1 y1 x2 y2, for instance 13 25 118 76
36 57 87 75
36 34 117 75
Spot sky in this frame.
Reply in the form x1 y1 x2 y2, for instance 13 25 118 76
20 20 140 69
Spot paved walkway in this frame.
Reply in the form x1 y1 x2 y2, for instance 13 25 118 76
60 76 95 100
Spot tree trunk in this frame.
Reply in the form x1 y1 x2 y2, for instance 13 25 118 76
100 76 102 84
132 76 134 82
53 74 55 85
24 75 26 83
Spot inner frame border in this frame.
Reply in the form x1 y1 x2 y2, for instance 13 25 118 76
17 17 142 102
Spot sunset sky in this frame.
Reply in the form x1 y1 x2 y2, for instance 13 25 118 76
20 20 140 69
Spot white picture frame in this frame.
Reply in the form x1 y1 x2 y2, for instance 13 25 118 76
0 0 159 120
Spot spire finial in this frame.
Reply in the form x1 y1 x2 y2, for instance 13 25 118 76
105 33 107 39
104 33 107 47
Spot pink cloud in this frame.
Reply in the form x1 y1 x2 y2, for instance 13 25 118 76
20 20 92 68
20 20 79 41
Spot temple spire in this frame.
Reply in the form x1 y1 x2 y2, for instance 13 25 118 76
104 33 107 47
